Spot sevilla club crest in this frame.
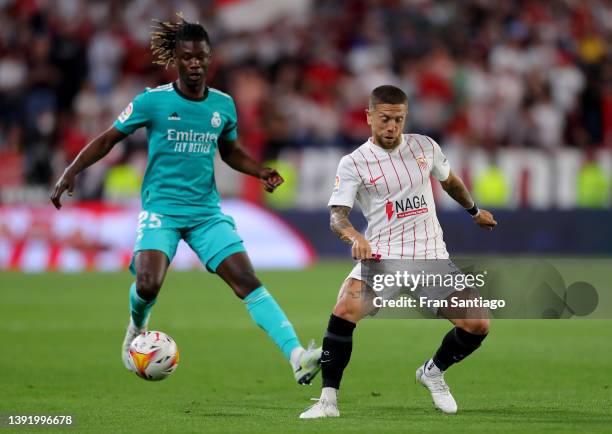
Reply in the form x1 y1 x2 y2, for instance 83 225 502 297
416 155 428 171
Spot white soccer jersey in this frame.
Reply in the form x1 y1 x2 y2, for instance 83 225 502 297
328 133 451 260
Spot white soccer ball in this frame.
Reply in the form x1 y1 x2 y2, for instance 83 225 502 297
127 331 180 381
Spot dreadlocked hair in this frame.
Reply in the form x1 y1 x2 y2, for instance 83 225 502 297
150 13 210 68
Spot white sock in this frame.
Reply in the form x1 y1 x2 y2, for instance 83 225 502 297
424 359 443 377
290 346 305 371
321 387 338 404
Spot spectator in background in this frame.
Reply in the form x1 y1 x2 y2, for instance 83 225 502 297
529 84 565 149
0 49 27 132
87 21 125 95
0 0 609 200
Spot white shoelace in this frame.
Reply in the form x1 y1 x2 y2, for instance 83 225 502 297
305 397 334 411
427 374 450 393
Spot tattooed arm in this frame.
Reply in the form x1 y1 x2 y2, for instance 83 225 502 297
330 205 372 259
439 170 497 230
439 170 474 209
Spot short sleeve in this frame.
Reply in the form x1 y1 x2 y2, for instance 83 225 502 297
328 155 361 208
429 138 451 181
113 91 150 135
221 98 238 141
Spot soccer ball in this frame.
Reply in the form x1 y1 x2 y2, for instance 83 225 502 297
127 331 180 381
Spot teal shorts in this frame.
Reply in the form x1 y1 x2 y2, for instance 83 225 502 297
130 210 246 274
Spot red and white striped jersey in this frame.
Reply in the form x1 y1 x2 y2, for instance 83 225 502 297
328 133 451 259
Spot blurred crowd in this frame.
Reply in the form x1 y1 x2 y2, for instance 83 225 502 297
0 0 611 196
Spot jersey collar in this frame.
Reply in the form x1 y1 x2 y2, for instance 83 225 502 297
172 82 209 102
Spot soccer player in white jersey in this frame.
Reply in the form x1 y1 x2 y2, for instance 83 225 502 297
300 85 497 419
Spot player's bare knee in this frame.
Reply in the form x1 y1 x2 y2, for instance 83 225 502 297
476 318 490 334
332 305 358 323
459 318 489 335
136 271 162 301
333 299 361 323
334 279 368 322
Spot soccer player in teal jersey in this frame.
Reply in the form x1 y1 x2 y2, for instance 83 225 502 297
50 16 321 385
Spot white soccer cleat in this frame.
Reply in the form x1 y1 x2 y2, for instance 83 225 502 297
122 319 147 370
416 363 458 414
299 398 340 419
293 340 322 385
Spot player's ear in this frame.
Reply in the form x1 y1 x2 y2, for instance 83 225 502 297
365 108 372 126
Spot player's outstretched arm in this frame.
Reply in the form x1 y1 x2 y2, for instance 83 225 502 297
330 205 372 259
219 138 283 193
439 170 497 230
50 126 127 209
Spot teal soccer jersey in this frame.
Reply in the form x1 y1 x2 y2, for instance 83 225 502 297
113 82 238 216
113 82 245 273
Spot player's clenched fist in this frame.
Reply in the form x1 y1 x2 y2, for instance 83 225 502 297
259 167 284 193
351 234 372 260
473 209 497 230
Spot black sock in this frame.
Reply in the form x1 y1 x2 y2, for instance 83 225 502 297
432 327 488 371
321 314 356 389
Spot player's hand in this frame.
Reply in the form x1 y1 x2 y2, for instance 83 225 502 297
351 234 372 260
473 209 497 231
259 167 284 193
50 169 77 210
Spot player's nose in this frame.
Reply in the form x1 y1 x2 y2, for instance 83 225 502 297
189 59 202 69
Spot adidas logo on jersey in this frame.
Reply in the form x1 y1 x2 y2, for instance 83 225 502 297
168 112 181 120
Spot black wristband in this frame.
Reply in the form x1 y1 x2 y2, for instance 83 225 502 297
466 204 479 216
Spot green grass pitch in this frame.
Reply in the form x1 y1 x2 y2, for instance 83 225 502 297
1 260 611 433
